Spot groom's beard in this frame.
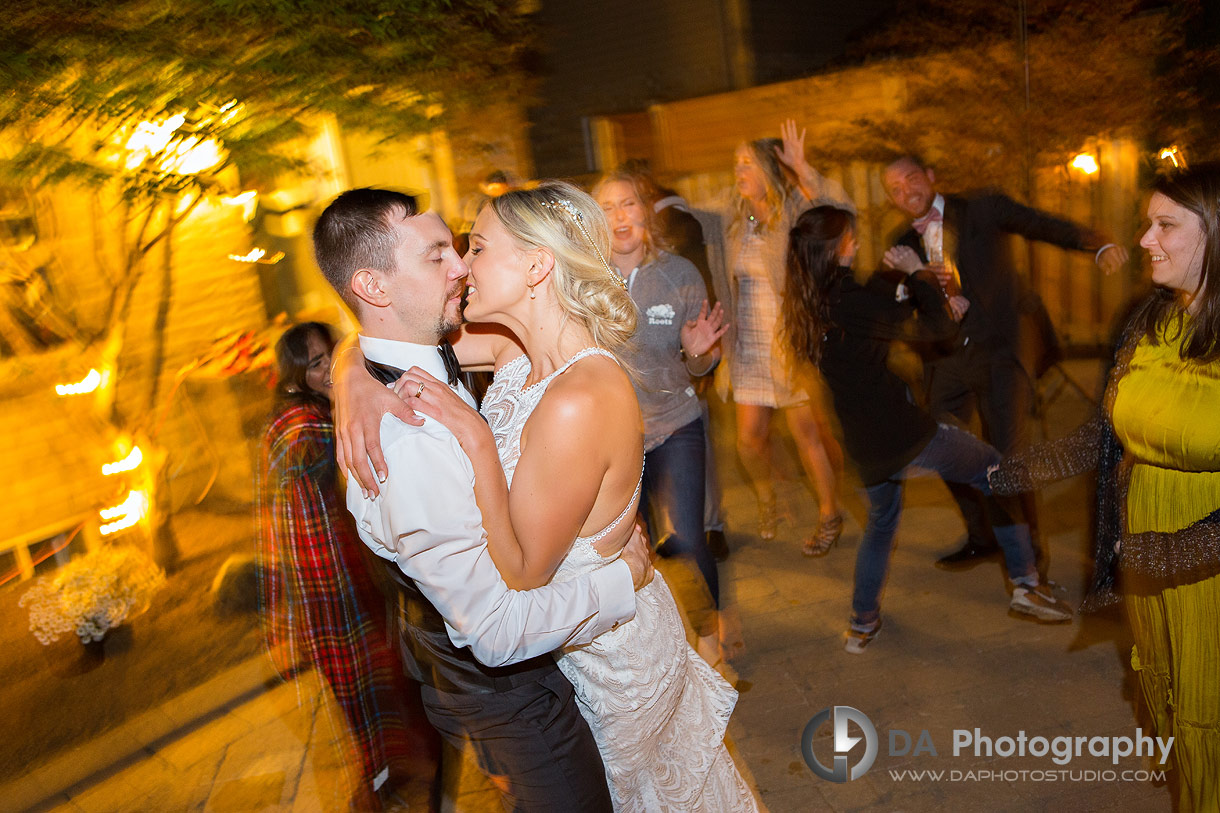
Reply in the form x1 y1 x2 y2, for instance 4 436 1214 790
458 284 471 326
438 282 465 335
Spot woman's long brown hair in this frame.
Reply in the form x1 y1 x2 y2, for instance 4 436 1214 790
783 206 856 365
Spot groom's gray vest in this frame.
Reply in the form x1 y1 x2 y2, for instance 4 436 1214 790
377 557 558 693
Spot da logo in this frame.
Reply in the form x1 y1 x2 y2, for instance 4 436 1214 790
802 705 878 783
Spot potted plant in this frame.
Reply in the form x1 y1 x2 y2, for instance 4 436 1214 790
19 544 166 650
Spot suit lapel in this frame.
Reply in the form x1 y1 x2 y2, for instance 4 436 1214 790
943 197 965 262
897 227 925 262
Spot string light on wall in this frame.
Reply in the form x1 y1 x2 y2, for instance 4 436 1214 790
55 368 104 396
99 490 149 536
102 446 143 476
227 247 285 264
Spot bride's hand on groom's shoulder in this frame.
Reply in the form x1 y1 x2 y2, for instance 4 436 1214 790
397 367 491 453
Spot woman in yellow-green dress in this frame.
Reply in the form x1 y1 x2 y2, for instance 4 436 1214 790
992 164 1220 811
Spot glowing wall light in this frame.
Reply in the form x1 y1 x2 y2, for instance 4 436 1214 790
1070 153 1099 175
56 368 102 396
1158 146 1183 168
221 190 259 222
117 113 225 175
102 446 144 476
228 247 284 264
122 114 188 170
99 490 149 536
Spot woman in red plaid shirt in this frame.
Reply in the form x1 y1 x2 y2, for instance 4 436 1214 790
257 321 440 811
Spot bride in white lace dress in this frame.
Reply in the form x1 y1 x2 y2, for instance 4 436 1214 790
347 181 757 811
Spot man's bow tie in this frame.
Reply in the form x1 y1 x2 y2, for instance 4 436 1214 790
364 341 462 388
437 340 461 387
913 207 943 236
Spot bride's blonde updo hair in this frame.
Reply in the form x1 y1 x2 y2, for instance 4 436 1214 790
489 180 638 353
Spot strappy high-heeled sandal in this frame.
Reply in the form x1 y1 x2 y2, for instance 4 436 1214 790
802 512 843 557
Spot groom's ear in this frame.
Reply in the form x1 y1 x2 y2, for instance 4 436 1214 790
351 268 391 308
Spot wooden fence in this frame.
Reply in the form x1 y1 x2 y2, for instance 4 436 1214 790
591 64 1147 349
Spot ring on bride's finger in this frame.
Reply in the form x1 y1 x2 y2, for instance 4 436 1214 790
414 381 426 398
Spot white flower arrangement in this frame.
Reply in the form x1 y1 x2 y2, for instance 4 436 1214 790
19 545 166 645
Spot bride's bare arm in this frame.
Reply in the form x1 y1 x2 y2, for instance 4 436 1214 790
331 335 422 495
334 325 522 493
401 366 579 589
450 322 523 371
503 363 643 586
406 360 641 590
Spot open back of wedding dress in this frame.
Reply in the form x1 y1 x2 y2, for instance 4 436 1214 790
483 348 758 812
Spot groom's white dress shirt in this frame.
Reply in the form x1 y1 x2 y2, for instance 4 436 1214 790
348 335 637 668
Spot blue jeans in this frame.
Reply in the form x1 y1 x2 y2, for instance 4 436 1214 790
700 396 725 533
641 418 719 610
851 423 1037 627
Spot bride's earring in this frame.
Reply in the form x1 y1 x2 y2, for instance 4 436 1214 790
529 285 536 300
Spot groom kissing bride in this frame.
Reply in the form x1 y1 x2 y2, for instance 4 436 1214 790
316 185 758 811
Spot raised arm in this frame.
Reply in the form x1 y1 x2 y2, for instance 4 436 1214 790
989 193 1129 273
776 119 855 212
449 322 523 371
394 366 531 589
676 258 727 377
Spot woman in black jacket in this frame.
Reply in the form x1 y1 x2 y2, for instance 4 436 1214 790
783 206 1069 653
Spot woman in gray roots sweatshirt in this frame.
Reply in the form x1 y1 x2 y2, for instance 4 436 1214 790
594 171 730 667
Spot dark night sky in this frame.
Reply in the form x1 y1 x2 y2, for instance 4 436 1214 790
529 0 901 177
749 0 899 82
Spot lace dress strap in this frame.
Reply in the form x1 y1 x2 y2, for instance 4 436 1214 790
522 346 617 393
575 461 645 546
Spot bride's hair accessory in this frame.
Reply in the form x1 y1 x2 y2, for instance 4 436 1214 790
541 197 628 291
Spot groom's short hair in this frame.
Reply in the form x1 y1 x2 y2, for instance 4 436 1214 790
313 188 418 307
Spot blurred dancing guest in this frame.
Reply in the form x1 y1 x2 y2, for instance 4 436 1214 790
703 120 852 554
784 207 1072 652
615 162 732 563
256 321 440 811
617 163 732 561
882 153 1128 571
617 160 714 291
992 165 1220 809
593 171 729 665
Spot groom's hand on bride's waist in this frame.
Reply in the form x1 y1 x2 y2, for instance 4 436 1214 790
622 518 655 591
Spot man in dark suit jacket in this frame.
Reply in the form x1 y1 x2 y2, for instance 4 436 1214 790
882 154 1128 571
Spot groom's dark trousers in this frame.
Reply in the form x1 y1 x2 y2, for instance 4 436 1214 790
379 557 613 812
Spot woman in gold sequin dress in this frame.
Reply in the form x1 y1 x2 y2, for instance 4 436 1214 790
993 165 1220 810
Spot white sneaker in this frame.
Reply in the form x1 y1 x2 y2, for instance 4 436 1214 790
1010 584 1073 622
844 620 882 654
